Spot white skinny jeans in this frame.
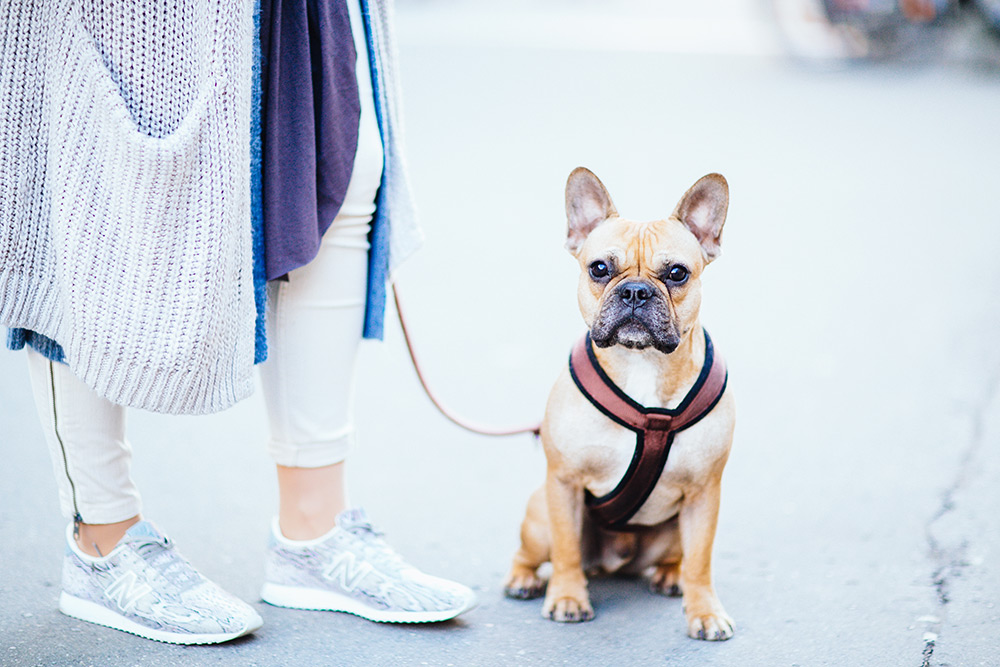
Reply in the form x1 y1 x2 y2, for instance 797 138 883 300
25 0 383 523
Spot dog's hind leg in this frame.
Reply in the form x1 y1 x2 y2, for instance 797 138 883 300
504 486 550 599
642 517 684 597
650 561 683 597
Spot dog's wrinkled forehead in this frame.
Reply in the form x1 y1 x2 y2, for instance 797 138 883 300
580 217 706 277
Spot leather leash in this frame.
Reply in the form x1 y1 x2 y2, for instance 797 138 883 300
393 281 728 530
392 283 542 437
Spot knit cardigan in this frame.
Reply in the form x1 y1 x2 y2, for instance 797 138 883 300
0 0 420 415
357 0 422 340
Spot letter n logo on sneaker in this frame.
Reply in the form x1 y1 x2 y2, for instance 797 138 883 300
323 553 374 592
104 571 153 612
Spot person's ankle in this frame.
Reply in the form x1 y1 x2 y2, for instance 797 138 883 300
75 516 141 558
277 511 339 542
274 463 348 541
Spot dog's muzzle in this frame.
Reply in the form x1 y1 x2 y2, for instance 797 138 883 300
590 281 680 353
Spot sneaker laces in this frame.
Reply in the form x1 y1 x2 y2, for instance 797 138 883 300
131 536 204 595
337 512 407 571
344 520 384 541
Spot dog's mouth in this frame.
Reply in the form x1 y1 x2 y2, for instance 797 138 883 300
591 315 680 354
590 282 680 354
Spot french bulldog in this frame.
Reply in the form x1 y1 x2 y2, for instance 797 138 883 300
504 167 736 641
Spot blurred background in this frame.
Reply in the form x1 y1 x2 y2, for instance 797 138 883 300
3 1 999 665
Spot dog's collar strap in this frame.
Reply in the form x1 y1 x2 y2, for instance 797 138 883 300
568 328 728 531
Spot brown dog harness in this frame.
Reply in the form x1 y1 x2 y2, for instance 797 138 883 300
568 329 728 531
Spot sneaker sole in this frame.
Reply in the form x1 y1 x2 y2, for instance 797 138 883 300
59 592 263 645
260 582 475 623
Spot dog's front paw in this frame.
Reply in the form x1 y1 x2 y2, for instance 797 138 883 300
543 594 594 622
503 567 547 600
686 610 734 641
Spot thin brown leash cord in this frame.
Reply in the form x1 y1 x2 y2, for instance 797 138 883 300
392 282 542 438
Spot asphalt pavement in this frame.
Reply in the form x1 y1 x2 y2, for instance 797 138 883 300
3 2 1000 665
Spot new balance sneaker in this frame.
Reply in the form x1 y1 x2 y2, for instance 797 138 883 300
261 508 477 623
59 521 263 644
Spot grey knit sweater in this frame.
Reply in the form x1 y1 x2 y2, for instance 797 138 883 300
0 1 256 414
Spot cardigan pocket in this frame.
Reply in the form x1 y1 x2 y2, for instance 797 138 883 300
43 5 255 413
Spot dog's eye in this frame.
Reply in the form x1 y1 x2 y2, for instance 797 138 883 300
589 261 610 280
666 265 689 284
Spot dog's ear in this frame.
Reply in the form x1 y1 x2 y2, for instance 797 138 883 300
565 167 618 255
671 173 729 262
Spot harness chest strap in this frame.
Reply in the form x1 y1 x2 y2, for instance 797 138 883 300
568 329 728 531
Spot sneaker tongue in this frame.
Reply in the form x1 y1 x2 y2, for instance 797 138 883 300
336 508 373 532
121 520 168 545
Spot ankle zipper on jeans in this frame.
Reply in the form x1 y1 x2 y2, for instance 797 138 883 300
48 360 84 538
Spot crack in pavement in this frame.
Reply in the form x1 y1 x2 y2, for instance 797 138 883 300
920 365 1000 666
921 634 936 667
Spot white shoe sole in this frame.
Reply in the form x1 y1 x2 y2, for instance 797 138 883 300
59 592 263 645
260 582 476 623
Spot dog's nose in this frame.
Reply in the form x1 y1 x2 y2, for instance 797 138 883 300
618 281 652 307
